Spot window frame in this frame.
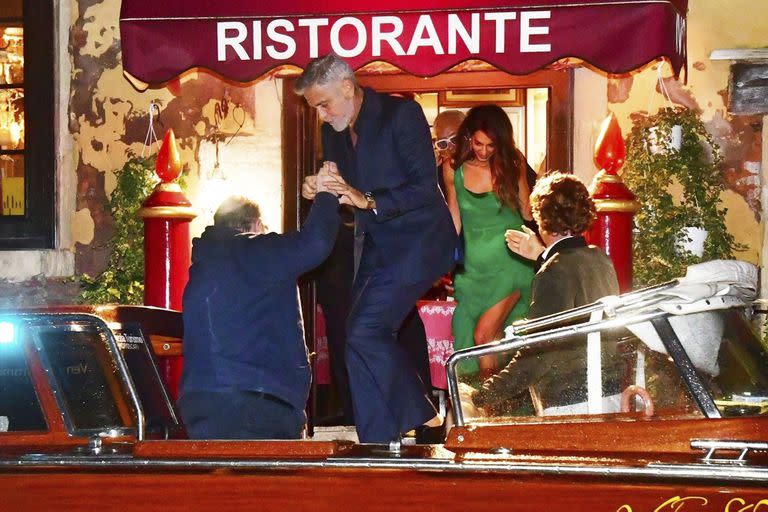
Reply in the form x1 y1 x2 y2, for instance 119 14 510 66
0 0 55 249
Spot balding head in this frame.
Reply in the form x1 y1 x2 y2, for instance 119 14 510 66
433 110 466 165
434 110 465 139
214 196 263 234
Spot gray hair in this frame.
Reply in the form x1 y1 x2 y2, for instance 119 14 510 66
214 196 261 233
294 53 357 94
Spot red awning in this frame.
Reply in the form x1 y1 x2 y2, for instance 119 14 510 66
120 0 687 85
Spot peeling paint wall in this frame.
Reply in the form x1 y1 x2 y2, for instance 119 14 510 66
60 0 768 294
0 0 284 306
67 0 282 289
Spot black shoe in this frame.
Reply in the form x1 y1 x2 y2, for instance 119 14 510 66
414 423 445 444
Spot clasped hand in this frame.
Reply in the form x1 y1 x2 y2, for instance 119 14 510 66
301 162 368 209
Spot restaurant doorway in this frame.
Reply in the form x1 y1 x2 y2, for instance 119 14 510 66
281 68 574 429
282 68 574 230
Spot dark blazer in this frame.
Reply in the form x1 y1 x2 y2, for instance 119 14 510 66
528 236 619 319
474 237 620 410
321 87 457 284
179 193 340 411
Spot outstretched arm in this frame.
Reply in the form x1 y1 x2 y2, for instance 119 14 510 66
240 190 341 280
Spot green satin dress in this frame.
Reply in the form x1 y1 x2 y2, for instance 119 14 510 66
452 165 536 375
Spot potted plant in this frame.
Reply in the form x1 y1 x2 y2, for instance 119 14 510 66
79 156 157 304
622 106 744 287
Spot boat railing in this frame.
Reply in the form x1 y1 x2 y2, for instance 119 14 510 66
508 280 679 336
445 306 671 427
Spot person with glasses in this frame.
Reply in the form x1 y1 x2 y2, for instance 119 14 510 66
449 104 537 380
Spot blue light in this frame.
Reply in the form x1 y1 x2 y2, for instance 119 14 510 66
0 322 15 344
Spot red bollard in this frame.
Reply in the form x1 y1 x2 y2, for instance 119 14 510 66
138 129 196 400
587 114 640 292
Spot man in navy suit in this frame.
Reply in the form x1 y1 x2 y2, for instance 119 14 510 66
296 53 457 443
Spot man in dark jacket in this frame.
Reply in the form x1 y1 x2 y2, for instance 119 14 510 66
472 172 620 412
178 175 340 439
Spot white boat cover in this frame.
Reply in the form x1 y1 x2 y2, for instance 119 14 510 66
628 260 758 377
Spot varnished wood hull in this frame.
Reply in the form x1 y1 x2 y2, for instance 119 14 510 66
3 466 767 511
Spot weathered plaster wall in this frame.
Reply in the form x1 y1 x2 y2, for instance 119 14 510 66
71 0 256 278
0 0 284 306
66 0 281 294
599 0 768 266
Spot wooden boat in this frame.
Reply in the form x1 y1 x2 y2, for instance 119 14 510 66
1 261 766 510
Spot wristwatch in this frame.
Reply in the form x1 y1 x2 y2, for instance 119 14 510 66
364 191 376 210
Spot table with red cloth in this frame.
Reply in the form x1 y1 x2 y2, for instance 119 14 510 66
416 300 456 390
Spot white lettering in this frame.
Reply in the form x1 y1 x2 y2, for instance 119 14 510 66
483 12 517 53
447 13 479 54
266 19 296 59
298 18 329 58
521 11 551 52
330 17 367 58
217 22 249 61
371 16 405 56
407 15 444 55
252 20 262 60
0 368 27 377
213 11 552 63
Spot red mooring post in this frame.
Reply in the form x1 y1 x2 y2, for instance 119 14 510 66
587 113 640 293
138 129 196 400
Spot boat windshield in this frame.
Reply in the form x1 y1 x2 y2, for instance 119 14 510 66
453 306 768 424
30 317 137 434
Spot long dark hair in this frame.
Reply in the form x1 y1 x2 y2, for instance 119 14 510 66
452 104 525 211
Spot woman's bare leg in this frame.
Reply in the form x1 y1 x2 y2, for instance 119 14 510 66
474 290 521 379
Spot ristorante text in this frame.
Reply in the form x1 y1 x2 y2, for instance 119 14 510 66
217 11 552 61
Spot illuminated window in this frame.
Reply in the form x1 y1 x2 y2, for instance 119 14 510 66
0 0 54 248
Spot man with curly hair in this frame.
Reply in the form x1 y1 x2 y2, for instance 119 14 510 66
469 172 619 411
507 171 619 319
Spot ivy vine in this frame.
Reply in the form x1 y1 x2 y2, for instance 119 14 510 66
622 107 745 287
79 156 158 304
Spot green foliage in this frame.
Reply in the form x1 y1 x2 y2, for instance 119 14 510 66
79 156 158 304
622 107 744 287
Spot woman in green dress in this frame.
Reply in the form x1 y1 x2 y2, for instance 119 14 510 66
442 105 536 378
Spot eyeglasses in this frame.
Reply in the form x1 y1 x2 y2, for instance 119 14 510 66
433 135 457 151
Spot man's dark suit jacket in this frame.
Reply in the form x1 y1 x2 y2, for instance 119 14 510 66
474 236 620 410
321 87 457 284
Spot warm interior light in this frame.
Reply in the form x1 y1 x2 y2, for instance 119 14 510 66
0 90 21 148
199 173 232 226
9 120 21 147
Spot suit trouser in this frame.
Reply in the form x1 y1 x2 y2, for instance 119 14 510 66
346 245 437 443
179 390 306 440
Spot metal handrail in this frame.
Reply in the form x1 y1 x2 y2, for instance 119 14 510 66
510 280 679 336
447 308 668 426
